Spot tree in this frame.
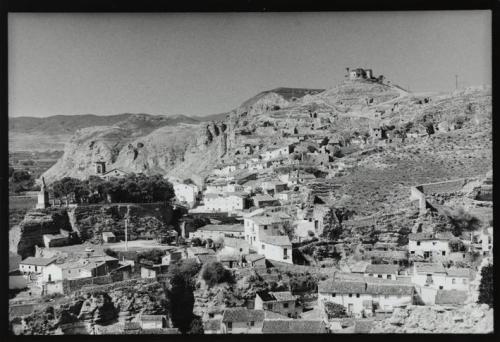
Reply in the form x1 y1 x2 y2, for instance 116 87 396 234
51 177 89 203
324 301 347 319
187 316 204 334
9 169 35 193
201 261 234 287
321 208 342 241
448 208 481 236
478 264 493 307
103 248 118 258
167 259 200 333
449 239 466 253
137 249 164 264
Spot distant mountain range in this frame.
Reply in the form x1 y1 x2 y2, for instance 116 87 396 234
9 112 229 136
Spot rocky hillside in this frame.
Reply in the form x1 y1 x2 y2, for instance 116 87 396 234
371 303 493 333
14 279 170 335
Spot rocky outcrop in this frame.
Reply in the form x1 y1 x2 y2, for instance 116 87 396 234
10 209 74 258
371 303 493 333
19 279 170 335
68 203 174 242
11 203 176 258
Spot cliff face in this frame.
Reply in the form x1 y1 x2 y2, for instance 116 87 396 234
10 209 74 259
19 279 170 335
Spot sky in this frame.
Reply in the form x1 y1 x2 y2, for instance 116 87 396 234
9 11 491 118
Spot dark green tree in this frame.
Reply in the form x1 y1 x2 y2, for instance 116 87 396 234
478 264 493 307
201 261 234 287
324 301 347 319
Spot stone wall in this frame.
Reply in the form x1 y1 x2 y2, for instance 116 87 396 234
419 179 468 195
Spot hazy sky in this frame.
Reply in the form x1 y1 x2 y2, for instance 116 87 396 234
9 11 491 118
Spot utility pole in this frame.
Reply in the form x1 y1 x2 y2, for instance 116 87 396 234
455 75 458 91
125 217 128 252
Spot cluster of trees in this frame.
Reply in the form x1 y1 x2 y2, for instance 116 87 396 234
201 261 235 287
9 167 35 193
50 173 175 204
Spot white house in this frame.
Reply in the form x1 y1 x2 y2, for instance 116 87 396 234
255 291 300 318
221 308 265 334
19 257 56 275
173 182 200 208
318 279 414 318
410 262 447 290
408 232 453 259
260 145 294 161
252 194 279 208
258 235 293 264
161 250 184 265
220 237 251 255
204 192 248 212
363 264 399 280
139 315 168 330
212 163 238 177
244 254 266 267
41 259 107 282
189 224 245 240
443 268 472 291
244 214 289 247
475 227 493 256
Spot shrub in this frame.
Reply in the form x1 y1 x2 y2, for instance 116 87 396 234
201 261 234 287
478 264 493 307
324 301 347 319
104 248 118 258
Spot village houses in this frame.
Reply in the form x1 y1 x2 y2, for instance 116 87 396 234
221 308 265 334
254 291 300 318
318 279 414 318
189 224 245 240
203 192 249 212
408 232 454 259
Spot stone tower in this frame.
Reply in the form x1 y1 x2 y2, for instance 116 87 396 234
36 177 50 209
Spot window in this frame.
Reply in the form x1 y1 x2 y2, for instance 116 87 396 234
332 293 336 297
35 266 38 272
287 313 292 318
68 270 71 274
417 241 421 246
452 278 456 284
284 303 289 308
378 275 383 278
442 251 446 256
264 225 268 230
262 244 265 250
283 248 288 259
433 242 437 246
387 275 392 280
439 286 443 290
250 321 254 327
349 294 353 297
411 251 415 254
240 248 243 252
227 322 232 331
356 294 360 298
369 274 373 277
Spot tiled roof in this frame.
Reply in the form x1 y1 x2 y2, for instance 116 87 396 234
198 224 244 232
187 247 215 255
245 254 265 262
262 320 328 334
408 232 454 241
140 315 165 322
253 194 276 202
218 253 240 262
248 215 287 226
9 304 35 318
364 250 407 260
123 322 141 330
354 319 374 333
319 279 414 296
196 254 217 264
204 318 222 331
222 308 265 323
264 311 292 320
446 268 472 278
260 235 291 246
435 290 468 305
414 262 446 274
20 257 57 267
223 237 249 249
269 291 297 302
102 232 116 237
365 264 399 275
